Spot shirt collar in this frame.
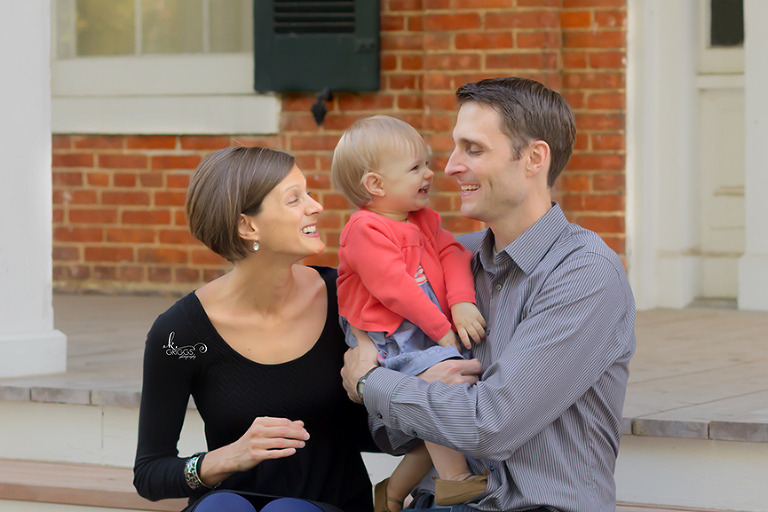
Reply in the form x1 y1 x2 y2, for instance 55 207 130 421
476 203 570 276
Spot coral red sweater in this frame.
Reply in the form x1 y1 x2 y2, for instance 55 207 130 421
337 208 476 340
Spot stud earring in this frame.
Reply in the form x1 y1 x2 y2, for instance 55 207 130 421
252 241 259 251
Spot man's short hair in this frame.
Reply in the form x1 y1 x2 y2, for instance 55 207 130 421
331 115 429 207
186 146 294 261
456 77 576 187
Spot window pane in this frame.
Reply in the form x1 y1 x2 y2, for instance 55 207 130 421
711 0 744 47
55 0 77 59
142 0 203 54
210 0 252 53
76 0 135 56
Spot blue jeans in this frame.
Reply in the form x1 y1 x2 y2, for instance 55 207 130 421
193 492 324 512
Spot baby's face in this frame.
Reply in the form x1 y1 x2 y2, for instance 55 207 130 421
375 147 434 216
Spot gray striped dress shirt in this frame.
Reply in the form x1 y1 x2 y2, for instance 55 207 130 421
364 203 636 512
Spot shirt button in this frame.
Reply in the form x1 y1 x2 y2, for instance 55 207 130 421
485 329 491 336
495 284 502 291
412 431 418 436
377 414 383 419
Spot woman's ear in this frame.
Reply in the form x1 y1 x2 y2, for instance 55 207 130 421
526 140 551 180
237 213 259 241
362 172 386 198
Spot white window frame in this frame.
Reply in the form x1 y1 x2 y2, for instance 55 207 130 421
698 0 744 75
50 0 279 135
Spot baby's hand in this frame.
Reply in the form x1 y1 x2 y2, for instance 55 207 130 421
450 302 487 349
435 329 461 351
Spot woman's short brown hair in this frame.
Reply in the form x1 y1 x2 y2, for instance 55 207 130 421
186 146 294 261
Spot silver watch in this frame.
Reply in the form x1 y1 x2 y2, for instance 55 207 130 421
356 367 378 399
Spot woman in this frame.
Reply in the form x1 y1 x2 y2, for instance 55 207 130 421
133 146 375 512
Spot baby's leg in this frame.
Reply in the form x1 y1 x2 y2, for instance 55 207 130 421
383 442 433 511
424 441 471 481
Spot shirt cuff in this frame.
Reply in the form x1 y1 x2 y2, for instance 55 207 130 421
364 367 408 426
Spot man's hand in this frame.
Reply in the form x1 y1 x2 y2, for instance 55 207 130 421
341 326 379 404
417 358 483 385
450 302 487 349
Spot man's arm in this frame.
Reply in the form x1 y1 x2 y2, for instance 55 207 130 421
350 253 633 460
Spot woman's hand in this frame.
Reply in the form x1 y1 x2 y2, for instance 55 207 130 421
198 417 309 487
450 302 487 349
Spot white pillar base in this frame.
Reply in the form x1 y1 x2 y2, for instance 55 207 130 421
655 255 701 308
0 330 67 378
738 253 768 311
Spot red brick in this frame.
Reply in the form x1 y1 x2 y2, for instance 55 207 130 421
126 136 177 149
424 0 450 8
559 174 591 191
400 55 423 71
454 0 513 6
585 194 624 211
428 195 453 211
114 173 137 187
425 115 454 132
399 95 424 109
122 210 172 225
69 209 118 224
139 173 164 187
424 94 458 111
388 0 422 11
289 136 340 152
203 268 227 282
52 208 64 223
564 31 624 49
560 11 592 28
587 92 624 110
180 136 231 150
589 51 625 68
424 13 481 31
381 54 398 71
424 74 452 90
516 32 561 49
593 172 625 191
595 10 626 28
574 132 589 150
52 135 71 149
518 0 560 5
53 154 94 168
139 248 188 264
154 191 187 206
85 247 134 262
426 135 455 152
563 0 624 6
303 252 340 267
568 154 624 171
574 215 624 233
175 211 188 226
159 230 199 245
487 52 558 70
54 227 102 243
382 34 423 51
318 156 334 172
102 191 150 206
322 193 354 210
563 51 588 68
98 154 148 169
151 155 202 170
87 173 110 186
175 268 201 283
441 216 484 234
282 114 321 132
317 213 341 229
487 11 560 30
306 173 331 191
434 174 460 192
93 266 118 280
229 136 284 149
106 228 156 244
562 92 585 109
381 15 405 31
320 115 364 132
52 246 80 261
54 265 91 280
407 16 423 32
52 172 83 186
323 230 341 249
592 134 624 151
563 71 624 89
73 135 124 150
148 267 172 283
602 235 625 254
69 190 99 204
282 95 317 112
425 54 482 71
575 113 624 130
389 74 420 90
424 34 451 50
455 32 514 50
119 266 145 281
165 174 189 189
192 249 227 266
337 95 394 111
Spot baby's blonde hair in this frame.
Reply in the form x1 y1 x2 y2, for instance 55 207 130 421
331 115 429 207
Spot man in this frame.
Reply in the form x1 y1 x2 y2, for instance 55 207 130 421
342 77 636 512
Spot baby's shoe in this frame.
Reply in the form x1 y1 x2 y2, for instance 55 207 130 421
433 470 488 506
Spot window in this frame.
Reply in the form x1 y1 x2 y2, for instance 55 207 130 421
51 0 279 135
698 0 744 74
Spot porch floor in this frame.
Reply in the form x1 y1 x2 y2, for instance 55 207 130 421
1 293 767 443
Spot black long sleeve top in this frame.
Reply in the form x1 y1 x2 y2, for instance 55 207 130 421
133 266 375 511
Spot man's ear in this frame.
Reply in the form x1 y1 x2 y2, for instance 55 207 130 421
237 213 259 241
362 172 386 198
526 140 551 179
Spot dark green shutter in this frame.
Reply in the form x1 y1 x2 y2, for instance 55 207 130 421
254 0 380 92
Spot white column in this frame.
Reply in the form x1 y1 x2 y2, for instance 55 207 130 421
0 1 67 376
738 0 768 311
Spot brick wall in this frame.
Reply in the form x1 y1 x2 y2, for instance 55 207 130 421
52 0 627 294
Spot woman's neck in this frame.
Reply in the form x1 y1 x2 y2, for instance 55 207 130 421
218 257 298 315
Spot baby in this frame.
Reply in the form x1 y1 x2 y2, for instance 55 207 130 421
331 116 488 511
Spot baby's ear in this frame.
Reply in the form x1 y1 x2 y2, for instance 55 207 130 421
362 172 386 197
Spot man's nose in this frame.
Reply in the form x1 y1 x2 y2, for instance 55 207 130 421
445 148 460 175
